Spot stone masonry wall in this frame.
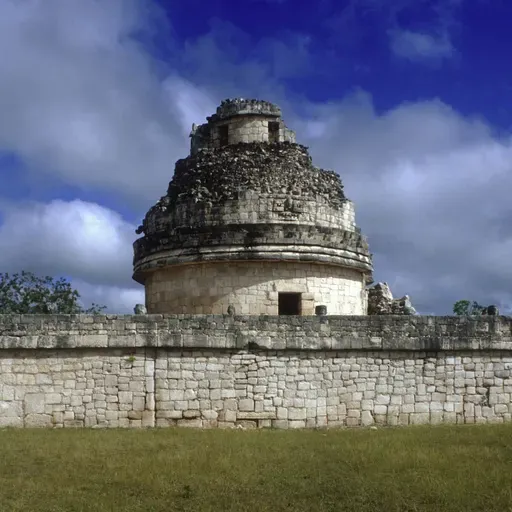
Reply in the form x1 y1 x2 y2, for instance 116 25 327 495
133 141 372 288
189 98 296 153
144 261 365 315
146 196 357 234
1 315 512 429
214 116 295 147
190 114 296 153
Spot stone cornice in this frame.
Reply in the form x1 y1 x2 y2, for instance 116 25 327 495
1 315 511 351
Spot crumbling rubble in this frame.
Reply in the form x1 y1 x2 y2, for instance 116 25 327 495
367 282 416 315
133 304 147 314
136 142 347 236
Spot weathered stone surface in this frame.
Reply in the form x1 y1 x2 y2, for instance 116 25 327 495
25 414 52 427
1 314 509 351
367 282 417 315
133 98 373 316
25 393 45 414
0 314 512 429
133 304 147 314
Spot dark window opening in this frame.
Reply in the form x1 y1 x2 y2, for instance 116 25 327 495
278 292 301 315
268 121 280 143
219 125 229 146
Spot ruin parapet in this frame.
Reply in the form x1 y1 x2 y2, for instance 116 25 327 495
207 98 282 122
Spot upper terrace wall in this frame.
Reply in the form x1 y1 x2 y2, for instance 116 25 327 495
1 315 511 429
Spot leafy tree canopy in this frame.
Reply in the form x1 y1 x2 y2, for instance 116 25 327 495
0 271 106 314
453 299 486 316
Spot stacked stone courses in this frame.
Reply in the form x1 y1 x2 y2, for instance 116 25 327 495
142 263 364 315
133 98 373 315
1 314 512 429
208 98 283 120
191 98 296 153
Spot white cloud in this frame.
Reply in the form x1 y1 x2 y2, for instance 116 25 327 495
300 93 512 314
163 75 218 137
0 0 216 206
0 0 510 317
0 199 143 313
389 29 454 62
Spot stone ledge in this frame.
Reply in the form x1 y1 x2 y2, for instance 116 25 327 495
0 315 511 351
236 412 277 420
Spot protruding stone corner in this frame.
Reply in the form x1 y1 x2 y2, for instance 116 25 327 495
133 304 147 315
367 282 417 316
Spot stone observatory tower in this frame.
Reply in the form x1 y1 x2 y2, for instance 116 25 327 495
133 98 373 315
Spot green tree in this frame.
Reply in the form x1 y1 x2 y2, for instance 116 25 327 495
0 271 106 314
453 299 485 316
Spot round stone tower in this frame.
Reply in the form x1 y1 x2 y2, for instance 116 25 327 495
133 98 373 315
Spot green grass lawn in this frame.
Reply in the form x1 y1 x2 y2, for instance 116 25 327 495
1 424 512 512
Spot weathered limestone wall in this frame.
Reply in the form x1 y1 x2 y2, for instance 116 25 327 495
154 196 357 233
134 138 372 316
144 262 365 315
191 118 296 153
212 116 295 147
1 315 511 429
219 116 272 145
189 98 296 153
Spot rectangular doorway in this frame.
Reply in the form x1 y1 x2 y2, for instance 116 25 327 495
278 292 301 315
268 121 280 143
219 125 229 146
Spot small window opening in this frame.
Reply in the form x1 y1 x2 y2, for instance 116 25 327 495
219 125 229 146
278 292 301 315
268 121 280 143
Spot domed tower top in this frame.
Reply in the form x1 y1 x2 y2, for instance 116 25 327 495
134 98 373 316
190 98 296 154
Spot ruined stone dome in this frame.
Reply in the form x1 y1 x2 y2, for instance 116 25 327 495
133 98 373 315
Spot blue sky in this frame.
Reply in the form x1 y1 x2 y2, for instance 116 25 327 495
161 0 512 127
0 0 511 315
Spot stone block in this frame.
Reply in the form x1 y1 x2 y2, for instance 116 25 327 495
177 419 202 428
118 391 133 404
238 399 254 412
430 412 443 425
183 410 200 419
128 410 142 420
374 405 387 415
495 404 508 414
375 394 391 405
286 408 306 420
25 393 45 414
237 411 276 420
25 414 53 427
361 410 374 426
236 420 258 429
45 393 62 405
414 403 430 413
398 413 409 425
276 407 288 420
0 416 23 427
410 413 430 425
288 420 306 429
132 397 146 412
201 410 219 420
